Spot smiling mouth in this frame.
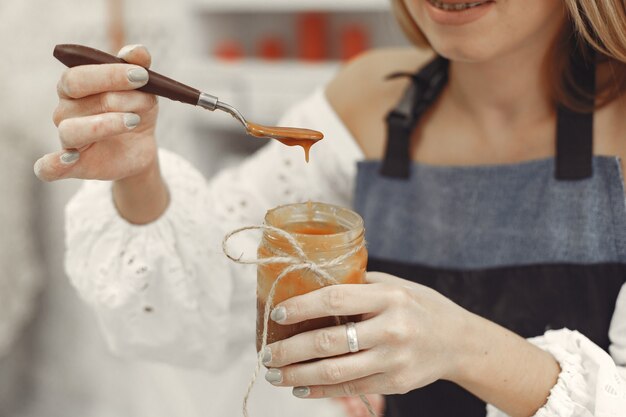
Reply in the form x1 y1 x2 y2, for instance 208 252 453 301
427 0 492 11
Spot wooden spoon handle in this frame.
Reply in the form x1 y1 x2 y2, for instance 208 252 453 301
54 44 201 106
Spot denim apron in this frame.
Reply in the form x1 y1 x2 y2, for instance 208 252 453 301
352 46 626 416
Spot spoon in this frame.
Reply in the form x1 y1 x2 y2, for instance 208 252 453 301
53 44 324 161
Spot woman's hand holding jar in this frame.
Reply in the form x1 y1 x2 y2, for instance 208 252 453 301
34 45 168 224
263 272 560 417
263 272 466 394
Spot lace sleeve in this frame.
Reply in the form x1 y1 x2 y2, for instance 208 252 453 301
486 284 626 417
64 88 363 370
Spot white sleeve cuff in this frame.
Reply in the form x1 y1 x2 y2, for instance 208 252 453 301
487 329 626 417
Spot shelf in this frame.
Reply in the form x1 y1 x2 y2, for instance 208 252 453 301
193 0 390 13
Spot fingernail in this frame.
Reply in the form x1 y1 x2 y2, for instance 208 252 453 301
124 113 141 129
271 306 287 323
293 386 310 398
262 347 272 365
265 368 282 384
60 151 80 165
118 44 143 59
33 158 44 177
128 67 148 84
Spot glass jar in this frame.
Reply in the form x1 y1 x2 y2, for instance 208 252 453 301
256 202 367 350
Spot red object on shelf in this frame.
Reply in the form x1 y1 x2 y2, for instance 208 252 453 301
341 25 369 61
214 40 244 61
297 12 328 62
258 36 286 61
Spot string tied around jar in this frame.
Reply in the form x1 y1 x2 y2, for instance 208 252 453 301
222 225 376 417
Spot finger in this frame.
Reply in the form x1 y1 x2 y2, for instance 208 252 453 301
54 91 157 126
58 112 141 149
272 283 393 325
35 138 156 182
266 350 381 388
117 44 152 68
366 272 430 297
336 397 365 417
266 321 374 367
295 374 396 398
365 271 403 285
58 63 149 99
34 150 82 182
334 395 385 417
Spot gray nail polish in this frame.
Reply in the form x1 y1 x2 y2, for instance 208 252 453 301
271 306 287 323
60 151 80 165
128 68 148 83
262 347 272 365
265 368 282 384
124 113 141 129
293 386 310 398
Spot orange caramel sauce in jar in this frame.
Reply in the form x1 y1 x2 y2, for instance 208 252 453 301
256 202 367 350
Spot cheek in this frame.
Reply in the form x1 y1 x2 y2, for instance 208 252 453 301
402 0 565 62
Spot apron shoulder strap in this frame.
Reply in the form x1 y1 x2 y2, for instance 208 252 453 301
555 43 596 180
380 45 595 180
380 56 449 178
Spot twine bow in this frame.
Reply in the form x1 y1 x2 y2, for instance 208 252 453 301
222 225 376 417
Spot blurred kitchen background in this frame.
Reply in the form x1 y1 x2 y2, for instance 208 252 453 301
0 0 406 416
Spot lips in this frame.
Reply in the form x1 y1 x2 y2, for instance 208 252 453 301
427 0 492 11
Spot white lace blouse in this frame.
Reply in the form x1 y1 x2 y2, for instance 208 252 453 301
65 88 626 417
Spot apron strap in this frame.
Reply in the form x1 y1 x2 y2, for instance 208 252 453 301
381 46 595 180
380 56 449 178
555 44 596 180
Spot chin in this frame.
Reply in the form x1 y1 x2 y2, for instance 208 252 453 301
429 38 501 63
404 0 566 64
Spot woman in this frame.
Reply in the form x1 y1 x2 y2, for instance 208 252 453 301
35 0 626 416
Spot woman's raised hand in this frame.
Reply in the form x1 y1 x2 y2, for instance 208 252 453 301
36 45 169 224
35 44 159 182
262 272 469 398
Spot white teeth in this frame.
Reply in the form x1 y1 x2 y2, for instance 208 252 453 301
428 0 488 11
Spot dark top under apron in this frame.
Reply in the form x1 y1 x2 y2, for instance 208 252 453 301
352 47 626 416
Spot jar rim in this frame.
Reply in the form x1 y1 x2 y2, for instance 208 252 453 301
262 202 365 254
264 201 364 237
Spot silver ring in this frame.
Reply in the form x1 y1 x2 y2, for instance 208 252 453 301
345 322 359 353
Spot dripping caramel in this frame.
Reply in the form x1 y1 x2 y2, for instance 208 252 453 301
246 122 324 162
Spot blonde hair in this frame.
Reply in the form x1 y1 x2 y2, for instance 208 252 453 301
391 0 626 110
